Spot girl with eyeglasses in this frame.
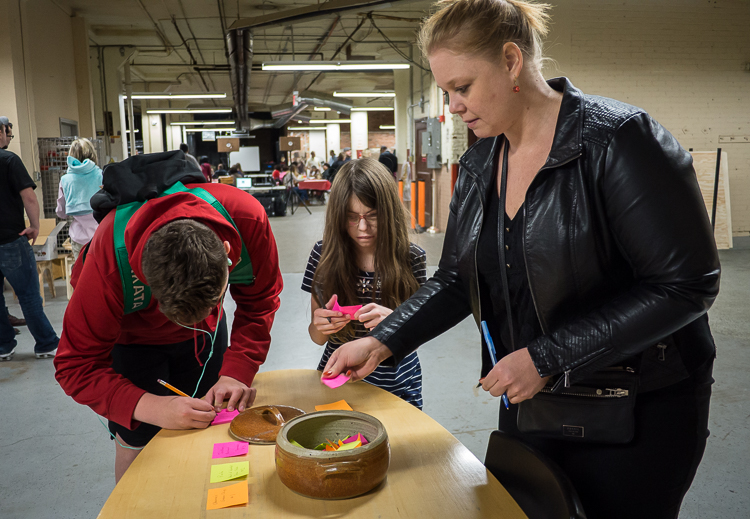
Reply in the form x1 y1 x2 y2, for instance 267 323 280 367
301 158 427 408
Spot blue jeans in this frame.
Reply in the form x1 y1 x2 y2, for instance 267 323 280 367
0 237 59 354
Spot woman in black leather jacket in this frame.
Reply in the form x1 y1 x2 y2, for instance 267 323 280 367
322 1 719 517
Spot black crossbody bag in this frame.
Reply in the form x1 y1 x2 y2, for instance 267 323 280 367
496 138 638 444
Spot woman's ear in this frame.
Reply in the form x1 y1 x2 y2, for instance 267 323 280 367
502 41 524 78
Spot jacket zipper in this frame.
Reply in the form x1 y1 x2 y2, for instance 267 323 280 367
474 185 484 347
521 154 582 387
538 386 629 398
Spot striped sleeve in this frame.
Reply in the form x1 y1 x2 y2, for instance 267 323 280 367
410 243 428 286
300 240 323 293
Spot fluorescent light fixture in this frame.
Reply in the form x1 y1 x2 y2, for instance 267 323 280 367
308 119 351 124
314 107 331 111
288 127 327 131
333 91 395 98
170 121 235 126
127 92 226 99
351 107 394 112
379 125 396 130
146 108 232 114
262 61 409 72
185 127 237 132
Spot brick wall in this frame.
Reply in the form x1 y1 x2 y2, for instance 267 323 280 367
543 0 750 236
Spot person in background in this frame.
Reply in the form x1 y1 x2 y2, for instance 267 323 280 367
227 163 243 186
322 1 719 518
56 138 103 261
272 164 286 184
0 115 59 361
302 158 426 408
321 163 331 180
284 164 309 203
198 156 213 183
378 146 399 181
306 151 321 172
329 150 336 167
213 163 227 179
343 147 352 162
179 144 200 169
328 153 346 185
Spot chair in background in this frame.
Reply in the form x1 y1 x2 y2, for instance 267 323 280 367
484 430 587 519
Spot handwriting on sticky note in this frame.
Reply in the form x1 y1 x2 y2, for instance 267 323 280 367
212 441 249 459
332 301 363 318
315 399 353 412
206 481 248 510
211 408 240 425
210 461 250 483
321 373 350 389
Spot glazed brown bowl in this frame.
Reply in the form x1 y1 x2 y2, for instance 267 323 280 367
275 410 390 500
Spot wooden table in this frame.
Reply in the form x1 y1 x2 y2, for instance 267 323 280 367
98 370 526 518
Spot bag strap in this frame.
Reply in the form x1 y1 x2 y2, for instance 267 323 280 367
497 136 516 352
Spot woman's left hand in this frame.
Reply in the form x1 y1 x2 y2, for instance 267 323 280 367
480 348 550 403
354 303 393 329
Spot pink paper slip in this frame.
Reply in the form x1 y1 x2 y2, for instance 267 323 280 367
212 409 240 425
321 373 350 389
212 441 249 459
332 301 363 318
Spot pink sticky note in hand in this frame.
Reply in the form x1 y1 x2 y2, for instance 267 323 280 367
212 441 249 459
332 301 363 318
211 408 240 425
321 373 350 389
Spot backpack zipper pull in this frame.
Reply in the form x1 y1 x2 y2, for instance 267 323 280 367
564 370 571 388
656 343 667 361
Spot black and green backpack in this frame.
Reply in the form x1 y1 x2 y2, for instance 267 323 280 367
83 151 254 314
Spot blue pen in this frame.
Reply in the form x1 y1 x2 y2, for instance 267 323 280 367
480 321 511 410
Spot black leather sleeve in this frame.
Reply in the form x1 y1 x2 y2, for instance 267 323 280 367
526 113 721 381
369 171 474 365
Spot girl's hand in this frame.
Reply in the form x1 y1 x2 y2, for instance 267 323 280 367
479 348 550 403
354 303 393 329
322 336 393 382
312 294 350 336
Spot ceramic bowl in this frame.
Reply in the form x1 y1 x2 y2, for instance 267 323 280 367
229 405 305 444
275 410 390 499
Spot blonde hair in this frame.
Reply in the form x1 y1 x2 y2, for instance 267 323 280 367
419 0 552 70
69 138 98 164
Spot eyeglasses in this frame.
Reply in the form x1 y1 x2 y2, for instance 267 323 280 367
347 211 377 226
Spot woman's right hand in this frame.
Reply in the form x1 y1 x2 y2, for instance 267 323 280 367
313 294 350 335
322 336 393 382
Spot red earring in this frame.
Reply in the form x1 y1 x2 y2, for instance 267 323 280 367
513 78 520 93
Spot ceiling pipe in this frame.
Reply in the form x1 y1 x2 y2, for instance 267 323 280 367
270 91 353 129
226 28 253 130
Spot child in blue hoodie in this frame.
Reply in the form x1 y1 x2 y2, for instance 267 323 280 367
55 138 103 260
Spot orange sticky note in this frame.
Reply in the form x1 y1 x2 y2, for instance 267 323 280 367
206 481 248 510
315 399 353 412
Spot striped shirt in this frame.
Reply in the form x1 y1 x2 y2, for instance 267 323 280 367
302 241 427 408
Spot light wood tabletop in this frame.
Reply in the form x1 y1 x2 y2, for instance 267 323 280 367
98 369 526 518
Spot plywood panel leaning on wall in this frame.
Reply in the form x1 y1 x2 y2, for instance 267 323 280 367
691 151 732 250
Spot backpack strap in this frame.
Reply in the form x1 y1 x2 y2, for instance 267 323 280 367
111 182 255 314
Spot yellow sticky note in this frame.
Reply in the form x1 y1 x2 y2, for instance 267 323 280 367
210 461 250 483
315 399 353 411
337 440 361 451
206 481 248 510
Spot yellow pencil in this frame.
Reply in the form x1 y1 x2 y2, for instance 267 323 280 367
157 379 190 397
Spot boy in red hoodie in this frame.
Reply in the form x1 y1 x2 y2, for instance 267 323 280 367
54 151 283 481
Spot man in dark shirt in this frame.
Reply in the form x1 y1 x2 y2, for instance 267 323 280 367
0 116 59 361
378 146 398 181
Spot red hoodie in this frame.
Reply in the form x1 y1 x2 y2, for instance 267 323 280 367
54 183 283 430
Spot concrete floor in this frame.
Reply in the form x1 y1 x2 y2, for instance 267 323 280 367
0 204 747 518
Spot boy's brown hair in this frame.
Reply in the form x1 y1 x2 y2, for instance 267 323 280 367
142 219 227 324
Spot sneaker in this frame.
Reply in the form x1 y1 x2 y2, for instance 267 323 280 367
35 347 57 359
8 314 26 327
0 347 16 361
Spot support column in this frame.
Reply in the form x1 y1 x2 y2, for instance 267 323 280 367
350 111 368 156
71 16 96 138
393 69 409 165
326 123 340 158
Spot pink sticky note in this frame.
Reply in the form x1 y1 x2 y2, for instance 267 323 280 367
321 373 350 389
342 433 368 446
332 301 363 318
212 409 240 425
212 441 249 459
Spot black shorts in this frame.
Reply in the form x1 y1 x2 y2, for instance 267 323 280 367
108 315 228 447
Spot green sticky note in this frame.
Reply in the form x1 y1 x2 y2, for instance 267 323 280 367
290 440 304 448
210 461 250 483
337 440 361 451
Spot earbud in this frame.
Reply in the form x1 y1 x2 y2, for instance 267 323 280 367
227 258 233 266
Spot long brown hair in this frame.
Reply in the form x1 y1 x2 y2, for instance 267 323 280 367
312 158 419 342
